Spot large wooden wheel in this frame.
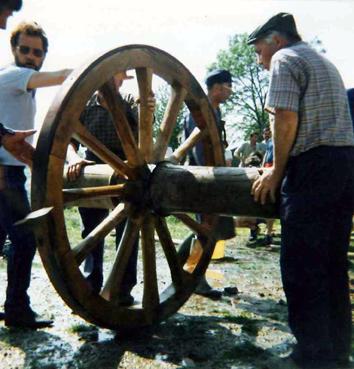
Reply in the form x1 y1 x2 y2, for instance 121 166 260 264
31 45 225 330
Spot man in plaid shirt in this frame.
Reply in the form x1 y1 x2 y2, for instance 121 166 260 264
248 12 354 369
67 72 154 305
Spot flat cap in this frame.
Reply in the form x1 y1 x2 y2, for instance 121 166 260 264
205 69 232 88
247 12 299 45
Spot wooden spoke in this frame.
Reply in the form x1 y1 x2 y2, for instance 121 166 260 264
136 68 154 161
100 79 144 167
153 85 187 162
73 120 134 178
174 213 211 238
63 184 126 205
72 203 129 265
154 216 185 288
32 44 222 330
100 214 142 302
141 214 159 315
168 127 207 164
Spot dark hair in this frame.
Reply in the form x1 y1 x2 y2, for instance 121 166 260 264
244 151 263 167
0 0 22 11
10 21 48 52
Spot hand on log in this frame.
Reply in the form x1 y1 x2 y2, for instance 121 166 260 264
66 158 95 182
251 167 282 205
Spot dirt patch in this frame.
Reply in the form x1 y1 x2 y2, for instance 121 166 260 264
0 229 353 369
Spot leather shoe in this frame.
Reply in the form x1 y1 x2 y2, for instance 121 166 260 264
5 313 53 329
117 293 134 307
194 278 222 300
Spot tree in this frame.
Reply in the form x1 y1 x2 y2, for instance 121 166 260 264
154 84 187 150
209 33 269 140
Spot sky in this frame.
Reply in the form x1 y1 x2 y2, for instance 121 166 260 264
0 0 353 136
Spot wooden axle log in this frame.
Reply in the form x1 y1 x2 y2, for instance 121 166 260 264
63 162 279 219
150 162 279 219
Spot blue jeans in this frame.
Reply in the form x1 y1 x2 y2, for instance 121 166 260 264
0 166 36 315
280 146 354 363
79 207 138 294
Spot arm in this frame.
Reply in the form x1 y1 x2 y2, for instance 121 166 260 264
1 127 36 167
251 109 298 204
27 69 72 89
66 143 95 182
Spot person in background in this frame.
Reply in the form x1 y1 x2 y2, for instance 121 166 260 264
249 12 354 369
260 126 275 247
184 69 235 299
66 72 155 306
0 21 72 329
234 131 265 167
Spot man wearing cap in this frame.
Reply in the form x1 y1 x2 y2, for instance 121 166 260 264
248 12 354 369
66 72 155 306
184 69 232 165
184 69 234 299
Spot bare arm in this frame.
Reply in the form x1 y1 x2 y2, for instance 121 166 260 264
27 69 72 89
252 109 298 204
272 109 298 182
66 143 95 182
2 130 36 167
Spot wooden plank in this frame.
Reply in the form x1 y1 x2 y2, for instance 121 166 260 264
168 127 207 164
141 214 159 320
62 184 125 205
153 85 187 161
73 120 134 178
136 68 154 161
72 203 129 264
154 216 185 288
100 79 144 167
100 212 143 302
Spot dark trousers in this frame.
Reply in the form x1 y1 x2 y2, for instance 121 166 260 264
0 223 7 254
0 166 36 315
79 207 138 294
280 146 353 363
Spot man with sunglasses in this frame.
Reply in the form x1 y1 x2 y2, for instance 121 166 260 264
0 0 37 164
0 20 72 329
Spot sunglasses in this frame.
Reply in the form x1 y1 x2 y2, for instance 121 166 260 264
17 45 44 58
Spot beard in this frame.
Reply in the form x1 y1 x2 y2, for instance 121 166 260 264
15 54 42 71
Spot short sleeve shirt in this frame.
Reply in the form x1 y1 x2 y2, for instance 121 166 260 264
266 42 354 156
0 64 37 166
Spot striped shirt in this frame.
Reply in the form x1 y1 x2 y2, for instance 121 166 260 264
266 42 354 156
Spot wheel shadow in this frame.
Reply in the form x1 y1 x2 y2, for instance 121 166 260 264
0 326 95 369
0 298 292 369
69 307 292 369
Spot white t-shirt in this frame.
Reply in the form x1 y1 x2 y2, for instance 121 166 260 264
0 64 37 166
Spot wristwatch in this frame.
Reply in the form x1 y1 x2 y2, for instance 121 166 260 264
0 123 15 148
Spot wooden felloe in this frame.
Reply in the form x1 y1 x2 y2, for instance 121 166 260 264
30 45 277 330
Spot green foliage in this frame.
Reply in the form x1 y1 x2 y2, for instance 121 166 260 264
154 84 187 150
209 33 270 139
